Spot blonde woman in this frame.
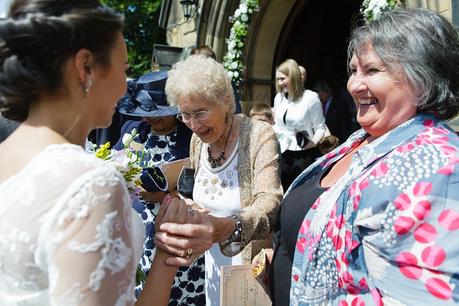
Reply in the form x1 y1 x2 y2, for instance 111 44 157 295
272 59 326 190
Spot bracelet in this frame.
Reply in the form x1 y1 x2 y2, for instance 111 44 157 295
227 215 242 243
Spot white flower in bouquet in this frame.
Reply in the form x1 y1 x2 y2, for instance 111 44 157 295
94 129 143 201
121 128 138 147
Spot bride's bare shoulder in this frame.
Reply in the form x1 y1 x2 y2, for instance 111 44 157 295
0 126 70 183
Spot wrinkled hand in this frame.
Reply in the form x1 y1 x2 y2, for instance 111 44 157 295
155 195 214 266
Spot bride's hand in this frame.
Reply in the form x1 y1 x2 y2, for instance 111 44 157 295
154 195 214 266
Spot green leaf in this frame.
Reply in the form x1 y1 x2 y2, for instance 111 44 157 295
136 265 148 285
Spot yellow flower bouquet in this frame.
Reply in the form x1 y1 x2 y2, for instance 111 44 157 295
93 129 143 200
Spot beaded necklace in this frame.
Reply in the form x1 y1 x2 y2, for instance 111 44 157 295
207 116 234 168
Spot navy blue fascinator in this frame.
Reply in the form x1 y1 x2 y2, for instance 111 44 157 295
118 70 178 117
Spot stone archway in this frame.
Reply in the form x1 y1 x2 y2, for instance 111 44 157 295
242 0 297 112
195 0 240 60
242 0 362 112
194 0 297 112
166 0 452 112
191 0 296 113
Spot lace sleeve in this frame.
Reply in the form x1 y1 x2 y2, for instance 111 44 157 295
36 166 137 306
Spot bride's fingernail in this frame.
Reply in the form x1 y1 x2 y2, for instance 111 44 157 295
163 194 172 205
166 258 178 266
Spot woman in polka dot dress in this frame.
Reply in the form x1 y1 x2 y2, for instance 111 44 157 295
114 71 202 305
270 8 459 306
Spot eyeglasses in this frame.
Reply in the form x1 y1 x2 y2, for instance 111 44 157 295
177 109 211 123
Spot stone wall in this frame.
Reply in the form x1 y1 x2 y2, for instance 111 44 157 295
406 0 452 21
164 0 198 47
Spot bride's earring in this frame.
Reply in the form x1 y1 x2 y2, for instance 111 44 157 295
85 78 93 94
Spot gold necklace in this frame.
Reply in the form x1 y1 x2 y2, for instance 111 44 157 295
207 116 234 168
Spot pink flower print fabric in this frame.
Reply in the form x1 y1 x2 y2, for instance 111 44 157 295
289 115 459 305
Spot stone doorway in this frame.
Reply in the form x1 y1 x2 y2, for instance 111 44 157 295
244 0 362 109
275 0 362 89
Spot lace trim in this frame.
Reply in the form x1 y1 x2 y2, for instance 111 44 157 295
57 173 121 227
68 211 132 291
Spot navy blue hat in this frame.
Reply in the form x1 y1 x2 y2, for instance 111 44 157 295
118 70 178 117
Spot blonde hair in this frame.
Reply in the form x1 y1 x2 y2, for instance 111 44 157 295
275 59 304 102
165 55 235 113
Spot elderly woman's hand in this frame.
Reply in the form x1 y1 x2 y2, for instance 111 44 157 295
154 195 214 266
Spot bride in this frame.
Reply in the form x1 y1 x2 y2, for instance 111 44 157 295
0 1 212 305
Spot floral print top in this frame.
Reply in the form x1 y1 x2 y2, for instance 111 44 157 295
289 115 459 305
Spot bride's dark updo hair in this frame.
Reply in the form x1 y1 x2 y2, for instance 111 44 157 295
0 0 124 121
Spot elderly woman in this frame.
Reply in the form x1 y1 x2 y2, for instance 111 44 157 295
158 55 283 306
269 8 459 306
112 70 194 300
272 59 327 191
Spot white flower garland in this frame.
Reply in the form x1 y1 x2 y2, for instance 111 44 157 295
223 0 258 86
361 0 402 22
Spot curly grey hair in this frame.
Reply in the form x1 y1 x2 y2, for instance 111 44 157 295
165 55 235 114
348 8 459 120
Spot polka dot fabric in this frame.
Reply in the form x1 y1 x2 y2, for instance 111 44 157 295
116 120 200 305
289 115 459 305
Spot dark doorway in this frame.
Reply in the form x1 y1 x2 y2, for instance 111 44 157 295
274 0 363 92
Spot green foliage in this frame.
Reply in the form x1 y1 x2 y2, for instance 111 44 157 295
101 0 166 77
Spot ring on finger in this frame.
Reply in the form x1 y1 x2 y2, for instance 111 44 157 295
186 248 193 258
186 207 195 215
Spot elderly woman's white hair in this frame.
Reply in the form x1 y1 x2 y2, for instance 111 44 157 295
165 55 235 114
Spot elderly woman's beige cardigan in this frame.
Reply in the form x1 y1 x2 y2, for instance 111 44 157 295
189 115 283 264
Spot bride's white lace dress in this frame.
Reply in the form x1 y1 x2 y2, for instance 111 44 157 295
0 144 144 306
